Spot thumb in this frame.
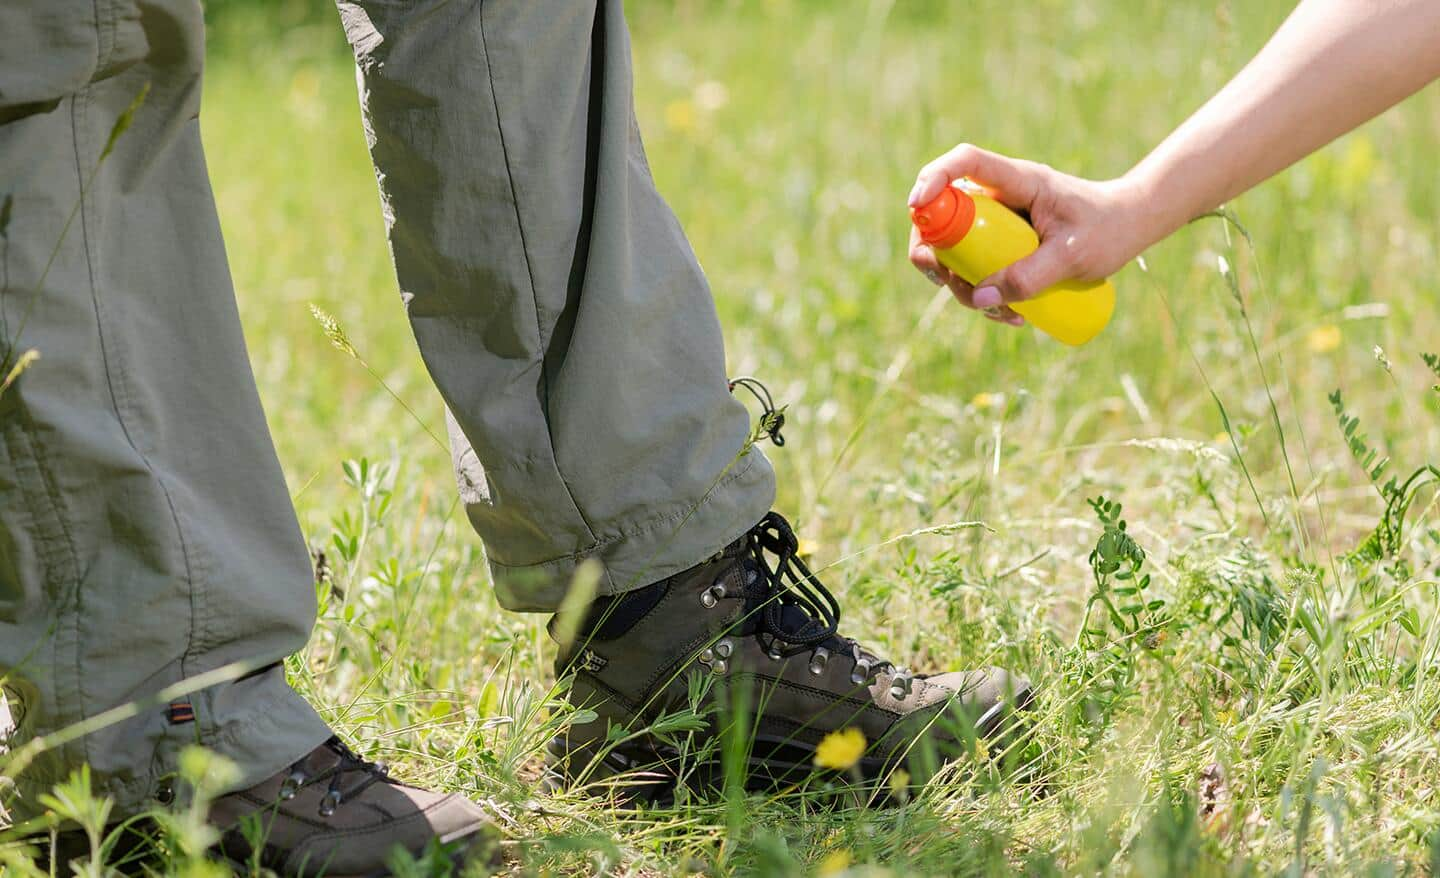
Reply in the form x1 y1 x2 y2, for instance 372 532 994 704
973 239 1074 306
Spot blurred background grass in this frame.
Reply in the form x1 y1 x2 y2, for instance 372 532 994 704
186 1 1440 873
203 0 1438 547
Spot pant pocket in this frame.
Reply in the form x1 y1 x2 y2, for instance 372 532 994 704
0 4 101 120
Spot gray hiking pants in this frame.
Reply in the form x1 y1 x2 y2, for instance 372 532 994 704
0 0 774 820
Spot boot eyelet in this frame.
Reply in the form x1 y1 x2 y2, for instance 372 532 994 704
318 788 341 817
153 780 176 806
710 658 728 675
700 582 726 608
767 646 784 661
715 638 734 659
851 659 873 686
808 647 830 676
279 769 307 801
699 647 715 664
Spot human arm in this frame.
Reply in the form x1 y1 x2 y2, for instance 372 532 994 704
908 0 1440 322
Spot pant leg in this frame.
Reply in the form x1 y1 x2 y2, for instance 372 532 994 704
0 0 330 821
336 0 776 612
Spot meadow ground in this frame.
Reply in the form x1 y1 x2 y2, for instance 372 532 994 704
4 0 1440 874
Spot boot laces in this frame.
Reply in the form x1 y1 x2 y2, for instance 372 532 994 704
277 737 391 817
743 513 896 685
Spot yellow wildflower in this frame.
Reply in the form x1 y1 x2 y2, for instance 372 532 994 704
814 727 866 770
888 769 912 800
1307 324 1341 353
971 392 999 410
817 849 852 876
663 99 695 133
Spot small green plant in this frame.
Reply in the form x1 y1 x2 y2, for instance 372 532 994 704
1329 387 1439 574
1070 496 1167 730
1328 389 1390 488
8 5 1440 874
1080 496 1164 643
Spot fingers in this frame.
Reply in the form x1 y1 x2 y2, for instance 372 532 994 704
910 226 978 300
910 225 1024 325
908 143 1043 211
909 225 955 286
972 237 1075 306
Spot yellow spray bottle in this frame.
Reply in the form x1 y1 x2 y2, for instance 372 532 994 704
910 184 1116 345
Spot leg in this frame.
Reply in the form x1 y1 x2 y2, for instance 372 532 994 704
336 1 1033 794
336 0 777 611
0 0 330 820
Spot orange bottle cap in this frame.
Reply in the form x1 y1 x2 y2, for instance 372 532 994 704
910 186 976 249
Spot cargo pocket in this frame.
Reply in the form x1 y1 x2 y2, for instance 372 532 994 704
0 4 98 122
0 1 146 125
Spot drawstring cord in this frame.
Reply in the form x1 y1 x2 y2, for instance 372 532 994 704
729 376 786 446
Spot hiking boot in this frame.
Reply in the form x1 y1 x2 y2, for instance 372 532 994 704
31 737 495 877
546 512 1032 795
210 736 495 876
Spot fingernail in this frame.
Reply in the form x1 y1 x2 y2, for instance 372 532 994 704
973 286 1002 308
1005 314 1025 327
922 268 945 286
907 180 925 206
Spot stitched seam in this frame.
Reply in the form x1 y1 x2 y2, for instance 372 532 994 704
476 0 603 571
574 673 643 720
292 806 438 847
487 449 762 572
635 593 744 697
70 78 210 766
237 791 314 830
729 673 899 722
235 792 330 832
65 85 97 779
96 0 116 72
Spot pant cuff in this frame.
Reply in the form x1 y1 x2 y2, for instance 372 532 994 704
6 676 331 823
490 446 776 612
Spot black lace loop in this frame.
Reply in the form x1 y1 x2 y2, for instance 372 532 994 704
729 376 786 446
281 737 390 817
745 512 841 657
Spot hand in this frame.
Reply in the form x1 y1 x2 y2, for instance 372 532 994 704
906 144 1155 324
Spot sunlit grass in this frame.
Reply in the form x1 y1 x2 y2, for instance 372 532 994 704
4 0 1440 874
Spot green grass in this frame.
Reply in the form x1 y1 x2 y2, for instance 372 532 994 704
6 0 1440 874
